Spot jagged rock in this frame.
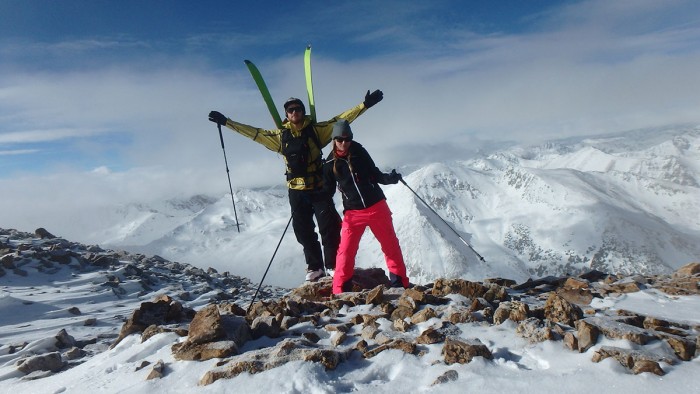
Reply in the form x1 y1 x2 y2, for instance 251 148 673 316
544 293 583 327
431 369 459 386
576 319 600 352
135 361 151 371
55 329 76 349
112 297 195 348
375 331 399 345
563 277 589 289
325 323 353 333
302 332 321 343
417 327 446 344
17 352 65 374
398 294 418 311
469 297 492 312
172 340 240 361
288 279 333 302
563 332 578 351
363 339 415 358
512 276 567 291
556 288 594 306
485 278 516 287
64 347 86 360
603 279 642 294
142 325 187 343
579 270 609 282
411 307 437 324
348 268 392 291
632 360 665 375
515 317 556 343
365 285 384 305
655 273 700 296
442 337 493 364
250 314 282 339
355 339 369 353
199 339 345 385
393 318 411 332
361 325 379 341
663 335 697 361
432 278 507 302
1 253 15 269
187 304 225 345
146 359 165 380
330 332 347 347
592 346 673 375
390 305 414 321
580 317 655 345
444 305 475 324
217 302 247 316
673 262 700 277
35 228 56 239
493 301 530 325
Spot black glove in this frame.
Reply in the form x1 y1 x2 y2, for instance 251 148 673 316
208 110 227 126
387 169 402 184
363 89 383 108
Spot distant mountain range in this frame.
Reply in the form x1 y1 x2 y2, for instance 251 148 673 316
92 125 700 288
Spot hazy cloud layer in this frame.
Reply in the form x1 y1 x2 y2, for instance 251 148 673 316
1 0 699 239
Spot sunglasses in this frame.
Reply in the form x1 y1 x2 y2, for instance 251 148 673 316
286 106 304 114
335 137 352 143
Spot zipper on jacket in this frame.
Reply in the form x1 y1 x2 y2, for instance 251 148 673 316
339 157 366 208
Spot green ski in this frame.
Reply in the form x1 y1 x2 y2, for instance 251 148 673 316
244 59 283 129
304 45 316 123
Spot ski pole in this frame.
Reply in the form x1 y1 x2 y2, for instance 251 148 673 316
399 178 486 262
216 124 240 233
248 214 293 312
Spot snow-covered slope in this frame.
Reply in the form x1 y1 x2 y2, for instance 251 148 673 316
96 125 700 288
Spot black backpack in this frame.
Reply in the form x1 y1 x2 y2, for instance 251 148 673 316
281 126 323 180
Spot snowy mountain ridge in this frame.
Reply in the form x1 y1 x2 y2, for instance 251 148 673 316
94 125 700 288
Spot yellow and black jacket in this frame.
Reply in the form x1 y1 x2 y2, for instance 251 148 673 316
224 102 368 191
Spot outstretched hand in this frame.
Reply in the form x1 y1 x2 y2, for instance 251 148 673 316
208 111 227 126
388 169 402 184
363 89 383 108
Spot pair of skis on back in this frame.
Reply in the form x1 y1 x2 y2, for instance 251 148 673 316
244 45 316 128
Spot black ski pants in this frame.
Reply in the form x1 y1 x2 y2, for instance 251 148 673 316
288 188 341 271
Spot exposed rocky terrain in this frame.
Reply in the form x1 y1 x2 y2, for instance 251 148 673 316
1 227 698 387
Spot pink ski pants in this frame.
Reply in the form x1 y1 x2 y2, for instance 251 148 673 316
333 199 409 294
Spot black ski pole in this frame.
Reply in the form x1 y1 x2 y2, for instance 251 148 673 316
248 214 293 312
399 178 486 262
216 124 241 233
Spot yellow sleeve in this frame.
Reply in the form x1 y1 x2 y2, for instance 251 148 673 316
314 102 368 146
224 119 282 153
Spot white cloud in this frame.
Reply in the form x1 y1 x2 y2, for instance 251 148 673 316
1 0 700 237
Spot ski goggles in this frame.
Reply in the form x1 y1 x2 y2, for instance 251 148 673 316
334 137 352 143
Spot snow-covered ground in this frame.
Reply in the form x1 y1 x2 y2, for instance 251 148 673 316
0 230 698 393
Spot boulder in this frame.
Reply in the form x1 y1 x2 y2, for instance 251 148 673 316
442 337 492 364
544 293 583 327
17 352 64 374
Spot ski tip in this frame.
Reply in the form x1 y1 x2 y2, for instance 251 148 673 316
244 59 252 64
306 44 311 50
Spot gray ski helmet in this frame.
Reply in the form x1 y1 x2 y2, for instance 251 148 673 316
332 119 353 140
283 97 305 113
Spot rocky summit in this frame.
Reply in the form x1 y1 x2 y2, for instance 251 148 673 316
0 227 698 386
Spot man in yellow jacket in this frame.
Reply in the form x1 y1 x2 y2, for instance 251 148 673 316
208 89 383 282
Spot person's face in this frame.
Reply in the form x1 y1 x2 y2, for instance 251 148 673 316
286 105 304 124
334 137 352 151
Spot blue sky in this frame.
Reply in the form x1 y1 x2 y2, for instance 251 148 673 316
1 0 700 235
